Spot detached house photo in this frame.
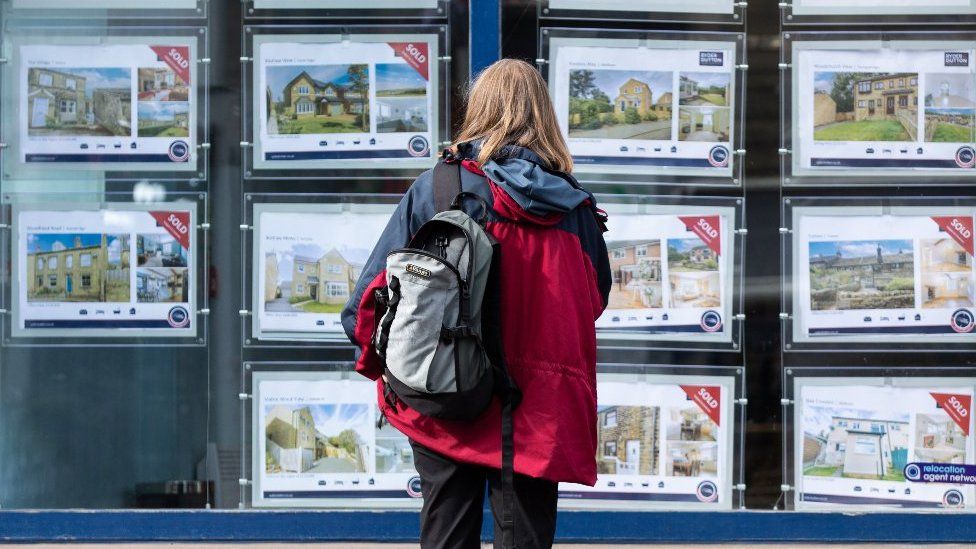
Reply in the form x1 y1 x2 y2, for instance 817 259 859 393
924 73 976 143
26 233 131 303
920 237 974 308
803 412 909 481
264 403 371 475
606 239 663 309
567 68 674 140
808 240 915 310
266 64 369 135
263 244 368 315
28 67 132 137
595 405 660 476
813 71 919 142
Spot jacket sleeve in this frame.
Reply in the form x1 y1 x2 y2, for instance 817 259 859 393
341 170 435 379
575 205 612 315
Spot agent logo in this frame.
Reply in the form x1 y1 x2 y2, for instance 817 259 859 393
408 135 430 157
904 463 922 481
708 145 730 167
700 310 724 333
945 52 971 67
955 146 976 168
167 306 190 328
168 141 191 163
407 476 423 498
406 263 432 278
696 481 719 503
699 51 724 66
951 309 975 333
944 489 965 508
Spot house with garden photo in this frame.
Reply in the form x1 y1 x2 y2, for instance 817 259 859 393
568 69 673 140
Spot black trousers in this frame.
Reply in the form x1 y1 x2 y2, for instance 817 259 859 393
410 441 559 549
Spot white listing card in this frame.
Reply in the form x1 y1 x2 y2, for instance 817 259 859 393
793 206 976 343
599 201 735 344
793 43 976 176
796 378 976 510
792 0 976 16
252 202 394 341
252 0 437 8
551 38 737 178
254 35 438 170
547 0 734 14
13 0 197 8
18 40 198 170
252 371 421 508
560 373 735 510
14 204 196 338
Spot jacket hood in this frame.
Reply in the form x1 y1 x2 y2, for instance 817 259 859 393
458 142 591 218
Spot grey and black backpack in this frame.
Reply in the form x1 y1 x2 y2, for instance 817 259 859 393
372 157 520 546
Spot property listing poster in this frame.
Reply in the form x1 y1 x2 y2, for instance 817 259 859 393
792 0 976 16
253 34 439 170
252 0 437 8
252 371 421 508
559 373 736 510
792 206 976 344
547 0 735 14
16 39 198 170
252 202 395 341
550 37 737 178
795 378 976 510
12 0 197 7
597 200 736 344
13 204 196 338
792 42 976 176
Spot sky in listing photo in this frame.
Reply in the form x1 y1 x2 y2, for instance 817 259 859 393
375 63 427 97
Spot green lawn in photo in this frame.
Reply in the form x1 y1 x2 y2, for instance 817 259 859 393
139 125 189 138
300 301 344 313
814 119 910 142
804 465 840 477
698 94 726 106
931 123 973 143
276 114 361 134
376 88 426 97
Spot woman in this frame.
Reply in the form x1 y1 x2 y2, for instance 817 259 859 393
342 59 611 549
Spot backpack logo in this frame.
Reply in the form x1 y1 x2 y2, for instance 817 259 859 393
406 263 431 278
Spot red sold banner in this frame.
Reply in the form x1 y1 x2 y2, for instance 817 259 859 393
678 215 722 255
149 46 192 85
680 385 722 426
932 216 975 256
149 211 191 250
388 42 429 80
931 392 972 435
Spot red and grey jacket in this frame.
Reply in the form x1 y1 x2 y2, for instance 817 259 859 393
341 144 611 485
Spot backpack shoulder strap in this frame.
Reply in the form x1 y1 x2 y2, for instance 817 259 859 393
433 160 463 213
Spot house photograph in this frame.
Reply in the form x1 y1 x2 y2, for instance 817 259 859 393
914 412 967 464
264 403 371 475
802 405 910 482
677 72 731 142
264 245 368 315
137 233 187 268
595 405 660 476
27 67 132 137
136 267 188 303
678 72 730 107
137 102 190 138
266 64 369 135
813 71 919 142
920 237 974 309
808 240 915 310
606 239 663 309
666 442 718 478
376 409 415 474
137 66 189 102
567 69 673 140
668 238 721 308
26 233 130 302
666 406 718 442
923 73 976 143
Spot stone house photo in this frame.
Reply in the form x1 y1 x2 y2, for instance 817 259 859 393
26 233 130 303
266 64 369 134
920 237 974 308
27 67 132 137
595 405 660 476
808 240 915 311
264 403 371 475
263 245 367 315
803 413 909 481
606 239 662 309
567 69 673 140
813 71 919 142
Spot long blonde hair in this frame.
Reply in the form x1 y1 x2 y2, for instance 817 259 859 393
452 59 573 173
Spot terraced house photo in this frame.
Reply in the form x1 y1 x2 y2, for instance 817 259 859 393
802 407 910 482
26 233 130 302
264 403 371 475
595 405 660 476
567 69 673 140
266 64 369 134
813 72 919 141
27 67 132 137
923 73 976 143
808 240 915 311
